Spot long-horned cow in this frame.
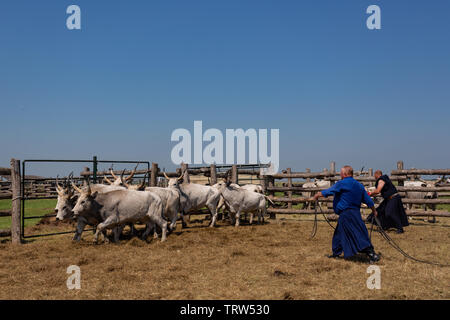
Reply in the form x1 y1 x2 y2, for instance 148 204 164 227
404 177 445 211
214 180 271 227
165 170 221 227
71 181 168 243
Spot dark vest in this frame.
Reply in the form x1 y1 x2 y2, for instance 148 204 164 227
375 175 398 200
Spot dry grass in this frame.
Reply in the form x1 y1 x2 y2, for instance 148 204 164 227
0 216 449 300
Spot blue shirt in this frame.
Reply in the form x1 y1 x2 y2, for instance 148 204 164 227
321 177 374 214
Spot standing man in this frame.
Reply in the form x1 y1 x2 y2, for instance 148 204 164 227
312 165 380 263
367 170 409 234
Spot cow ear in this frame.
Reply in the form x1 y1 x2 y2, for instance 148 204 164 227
70 195 79 202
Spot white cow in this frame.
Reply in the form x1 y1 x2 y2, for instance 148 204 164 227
214 181 269 227
165 171 221 227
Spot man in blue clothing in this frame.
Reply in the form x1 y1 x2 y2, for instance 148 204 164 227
312 165 380 263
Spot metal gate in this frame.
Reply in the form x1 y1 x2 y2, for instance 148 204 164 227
21 157 149 239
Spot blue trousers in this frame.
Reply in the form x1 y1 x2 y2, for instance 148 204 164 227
332 208 373 258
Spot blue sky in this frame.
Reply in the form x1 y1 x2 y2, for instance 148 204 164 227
1 1 449 176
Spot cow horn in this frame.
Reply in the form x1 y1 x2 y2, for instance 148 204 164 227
125 163 139 182
137 173 147 189
110 168 119 180
163 172 170 180
103 175 113 185
178 169 186 181
56 175 63 194
71 181 83 194
120 169 126 184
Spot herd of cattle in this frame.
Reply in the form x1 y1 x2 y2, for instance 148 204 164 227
54 167 447 243
54 168 273 243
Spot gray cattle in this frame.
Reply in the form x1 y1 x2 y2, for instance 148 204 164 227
301 180 330 209
165 171 221 227
404 177 445 211
146 184 182 232
55 175 77 221
70 182 136 241
213 183 263 221
214 181 270 227
72 182 167 243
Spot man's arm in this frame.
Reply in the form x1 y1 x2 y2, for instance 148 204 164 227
370 180 385 196
363 189 378 217
311 182 340 201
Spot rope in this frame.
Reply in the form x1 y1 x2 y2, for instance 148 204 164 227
310 200 335 238
311 199 449 267
371 216 449 267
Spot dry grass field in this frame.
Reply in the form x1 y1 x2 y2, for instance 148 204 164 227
0 215 449 300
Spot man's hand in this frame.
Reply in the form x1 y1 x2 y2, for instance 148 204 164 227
371 207 378 217
311 192 323 202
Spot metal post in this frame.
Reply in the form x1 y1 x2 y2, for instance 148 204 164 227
93 156 98 183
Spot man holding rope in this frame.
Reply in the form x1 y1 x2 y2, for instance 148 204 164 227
367 170 409 234
312 165 380 263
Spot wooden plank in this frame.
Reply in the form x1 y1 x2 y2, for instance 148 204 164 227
0 167 11 176
391 169 450 176
0 229 11 237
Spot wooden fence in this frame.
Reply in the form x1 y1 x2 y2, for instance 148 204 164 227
265 161 450 219
1 159 449 242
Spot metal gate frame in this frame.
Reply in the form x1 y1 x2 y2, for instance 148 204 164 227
21 157 150 239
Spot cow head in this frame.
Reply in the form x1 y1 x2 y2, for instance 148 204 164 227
71 181 99 217
55 174 78 221
164 170 184 188
420 176 445 198
104 164 139 186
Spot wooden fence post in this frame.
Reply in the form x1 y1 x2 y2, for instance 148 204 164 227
287 168 292 209
150 163 159 187
10 158 21 244
268 176 276 219
181 163 190 183
397 161 404 187
210 164 217 185
306 168 311 182
231 165 238 184
330 161 336 186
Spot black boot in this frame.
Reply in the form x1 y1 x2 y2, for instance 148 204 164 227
362 247 380 263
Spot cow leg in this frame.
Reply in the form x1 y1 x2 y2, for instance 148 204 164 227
94 216 119 244
169 212 178 231
249 212 254 225
235 209 242 227
73 218 87 242
148 213 168 242
111 225 125 243
180 211 188 228
141 221 154 241
207 205 218 228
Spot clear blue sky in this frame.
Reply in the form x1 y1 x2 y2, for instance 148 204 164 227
1 1 449 176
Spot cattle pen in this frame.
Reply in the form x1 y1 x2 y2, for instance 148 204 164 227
0 158 449 300
0 158 450 242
